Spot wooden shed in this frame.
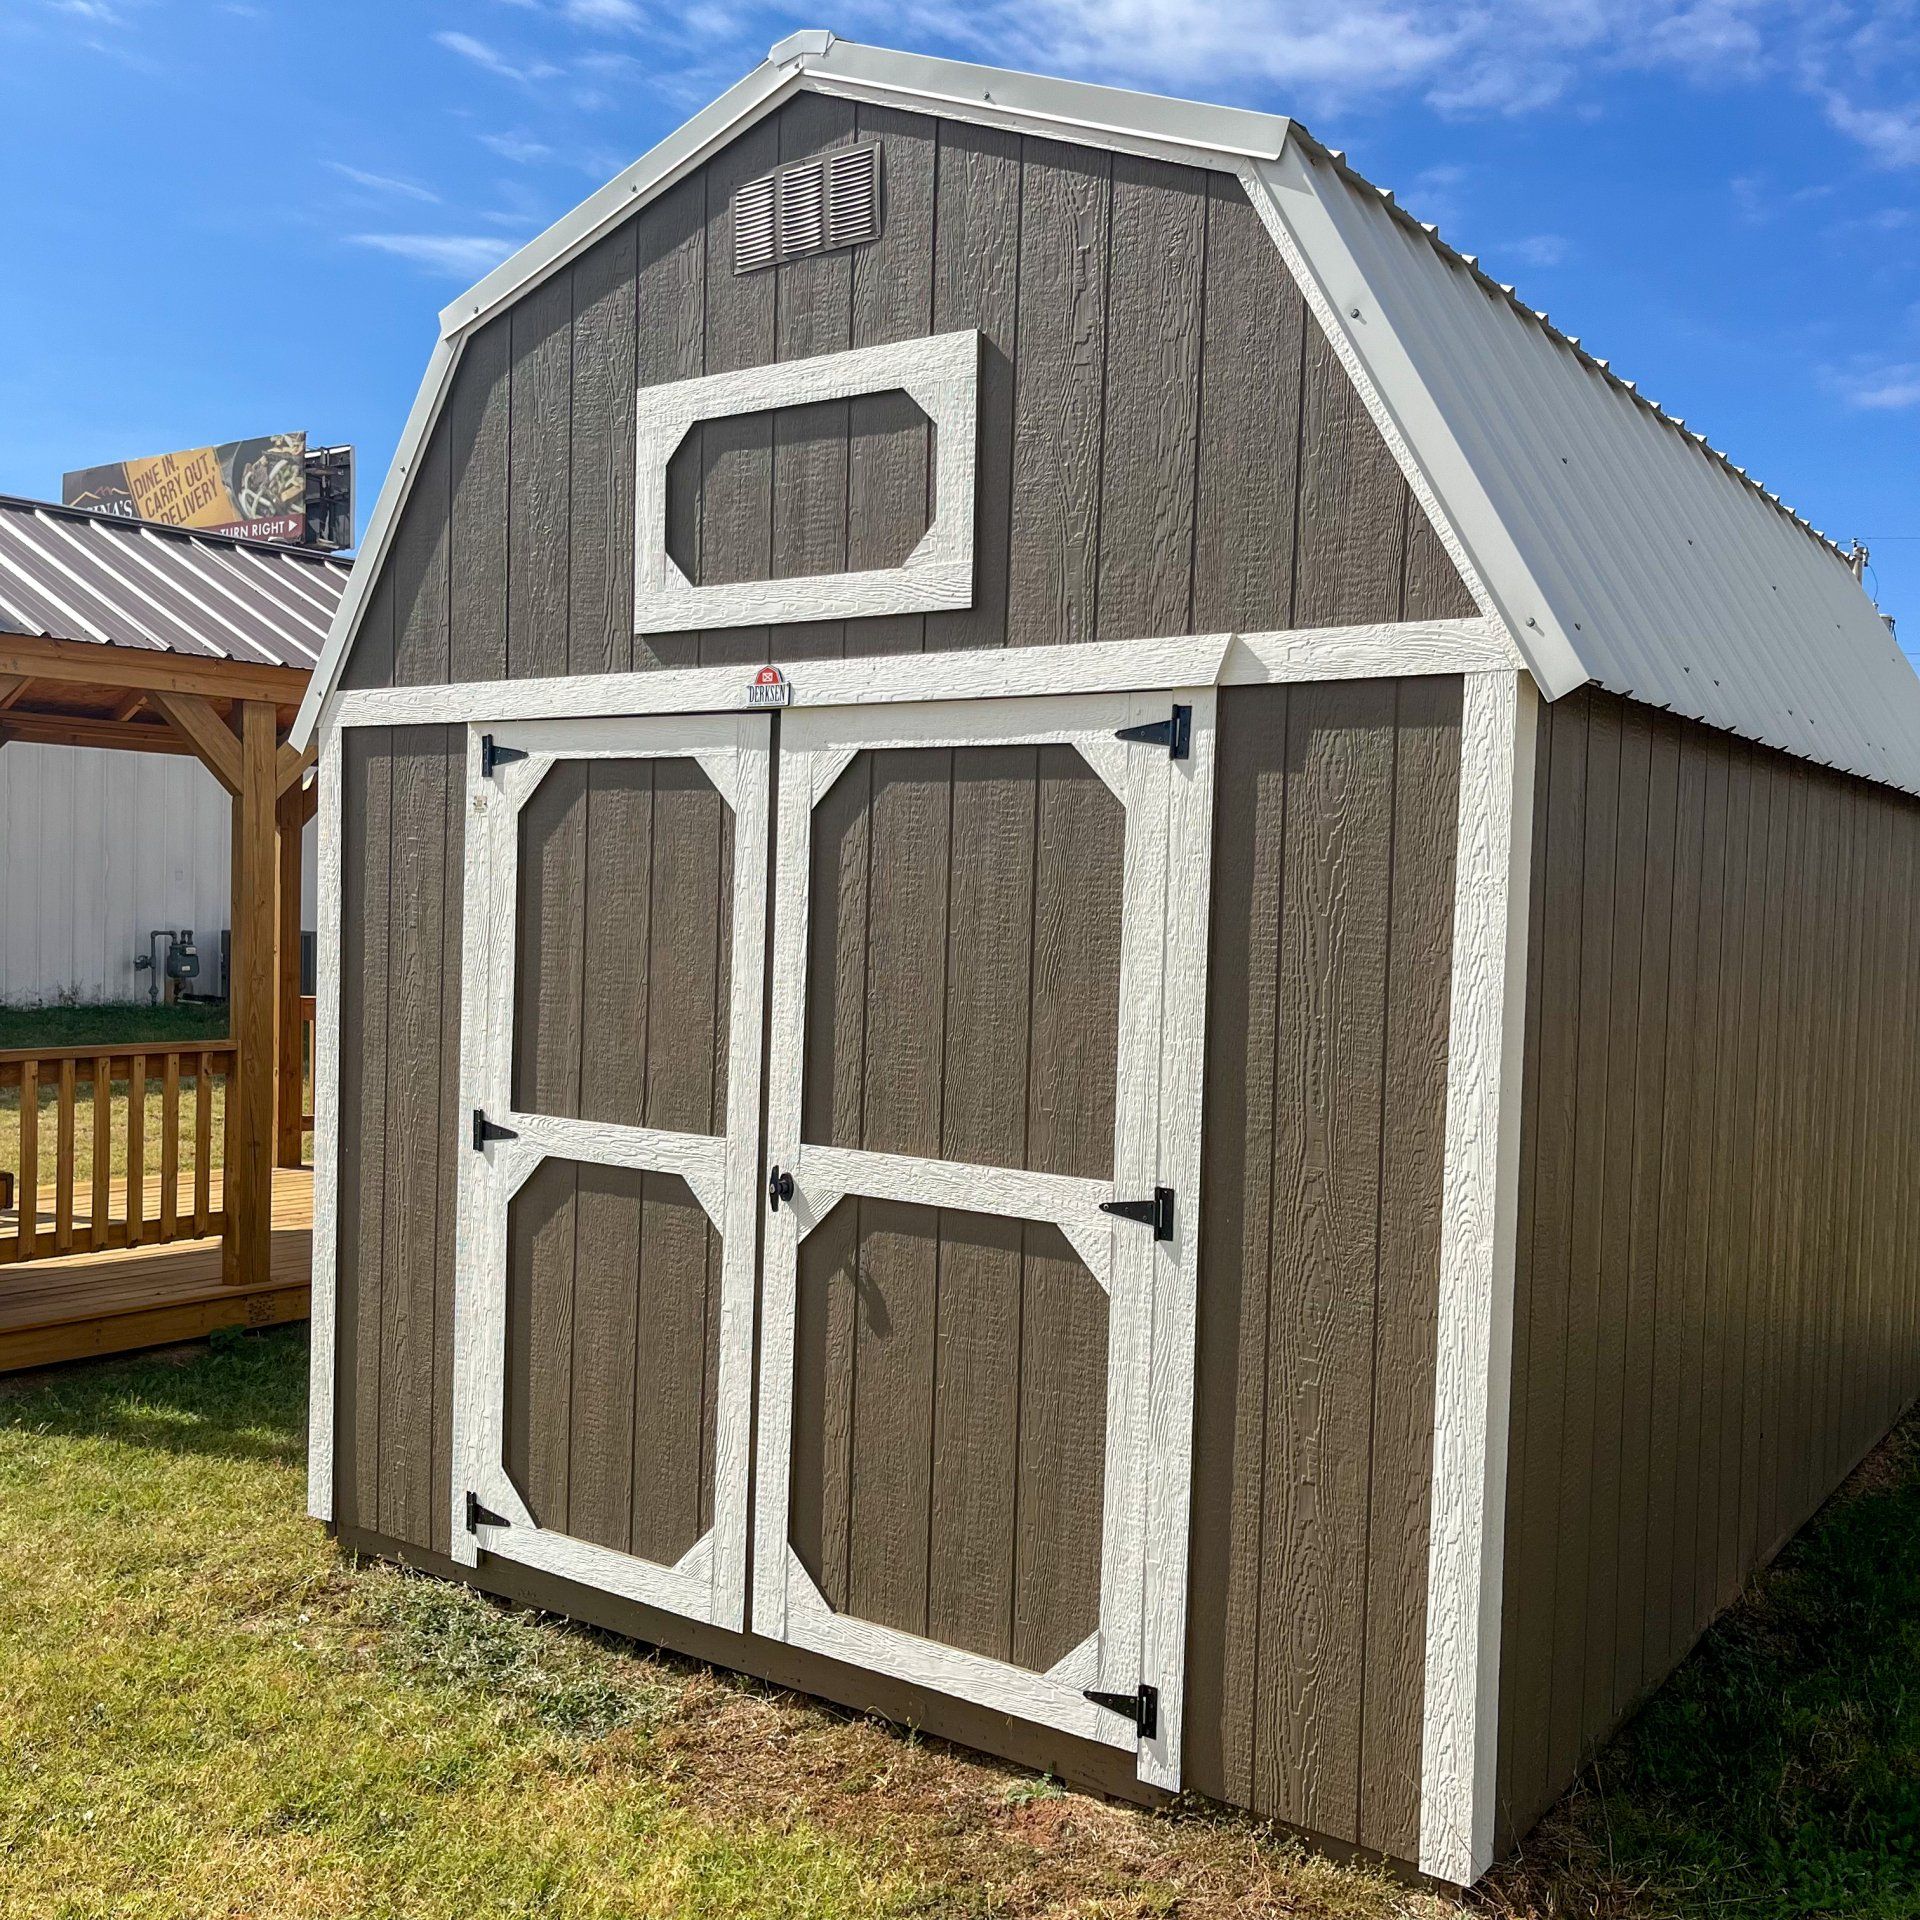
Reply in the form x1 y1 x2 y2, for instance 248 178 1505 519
297 36 1920 1887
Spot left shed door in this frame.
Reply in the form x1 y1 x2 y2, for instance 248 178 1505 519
449 713 770 1631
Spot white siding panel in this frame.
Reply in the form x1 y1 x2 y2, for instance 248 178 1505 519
0 743 319 1005
1282 143 1920 794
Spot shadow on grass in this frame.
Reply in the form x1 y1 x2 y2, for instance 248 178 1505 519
0 1324 307 1469
1483 1409 1920 1920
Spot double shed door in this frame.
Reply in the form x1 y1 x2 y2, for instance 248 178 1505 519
451 690 1214 1787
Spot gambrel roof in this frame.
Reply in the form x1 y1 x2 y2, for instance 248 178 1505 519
299 32 1920 795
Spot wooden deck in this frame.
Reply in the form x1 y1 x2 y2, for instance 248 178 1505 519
0 1168 311 1372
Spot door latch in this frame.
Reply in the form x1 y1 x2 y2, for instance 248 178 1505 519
472 1109 518 1152
1100 1186 1174 1242
480 733 528 779
1083 1682 1158 1739
1115 704 1191 760
768 1166 795 1213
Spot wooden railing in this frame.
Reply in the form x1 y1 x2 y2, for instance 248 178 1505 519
0 1042 236 1263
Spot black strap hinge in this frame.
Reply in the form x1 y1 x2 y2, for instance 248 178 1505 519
1100 1185 1174 1242
480 733 528 779
472 1108 518 1152
465 1490 509 1533
1084 1682 1158 1740
1115 703 1191 760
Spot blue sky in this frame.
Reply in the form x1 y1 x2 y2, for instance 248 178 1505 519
2 0 1915 638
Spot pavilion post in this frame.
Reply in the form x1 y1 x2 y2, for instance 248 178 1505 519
222 700 278 1286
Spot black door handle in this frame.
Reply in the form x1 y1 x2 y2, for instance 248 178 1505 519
768 1166 795 1213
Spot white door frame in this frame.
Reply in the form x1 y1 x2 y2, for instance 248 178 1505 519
750 688 1217 1790
447 711 771 1632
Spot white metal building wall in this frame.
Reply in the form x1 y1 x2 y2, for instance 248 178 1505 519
0 742 317 1006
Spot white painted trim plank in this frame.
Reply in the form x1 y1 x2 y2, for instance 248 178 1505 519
447 713 772 1629
322 621 1504 738
305 736 344 1521
1418 670 1538 1886
750 687 1216 1788
634 331 981 633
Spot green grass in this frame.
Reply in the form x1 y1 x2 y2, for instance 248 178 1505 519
1485 1415 1920 1919
4 1327 1916 1919
0 1331 1428 1920
0 999 228 1052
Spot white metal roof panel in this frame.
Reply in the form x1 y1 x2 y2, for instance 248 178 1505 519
1285 143 1920 792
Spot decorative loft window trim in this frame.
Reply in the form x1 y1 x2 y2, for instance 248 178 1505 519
632 329 980 636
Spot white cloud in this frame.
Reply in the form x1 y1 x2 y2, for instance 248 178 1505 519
563 0 645 26
52 0 122 20
434 29 559 84
1504 232 1571 267
1817 89 1920 169
326 161 440 203
347 232 521 276
480 130 554 163
1825 359 1920 410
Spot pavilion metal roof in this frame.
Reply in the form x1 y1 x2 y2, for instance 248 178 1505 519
0 494 347 672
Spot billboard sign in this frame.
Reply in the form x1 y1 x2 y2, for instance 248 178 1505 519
63 431 310 543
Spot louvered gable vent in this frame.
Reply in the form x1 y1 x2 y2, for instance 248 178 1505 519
732 143 881 273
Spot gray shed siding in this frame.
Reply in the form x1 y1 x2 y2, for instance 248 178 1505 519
1497 685 1920 1849
343 97 1475 697
326 103 1476 1869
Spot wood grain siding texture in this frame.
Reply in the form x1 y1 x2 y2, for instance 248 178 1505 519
788 742 1123 1669
337 103 1475 701
1496 685 1920 1852
1185 677 1464 1862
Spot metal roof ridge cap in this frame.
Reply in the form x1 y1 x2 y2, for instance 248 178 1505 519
435 58 798 340
798 36 1293 160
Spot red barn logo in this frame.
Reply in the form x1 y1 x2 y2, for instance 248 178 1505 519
747 664 792 707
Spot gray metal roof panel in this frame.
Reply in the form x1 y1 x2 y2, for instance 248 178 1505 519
0 495 345 669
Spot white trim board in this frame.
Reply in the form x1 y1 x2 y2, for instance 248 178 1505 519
633 332 980 633
320 621 1514 740
1418 669 1538 1886
749 685 1217 1791
446 711 771 1633
305 733 345 1522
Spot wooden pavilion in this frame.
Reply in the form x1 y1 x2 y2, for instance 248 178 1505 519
0 493 346 1367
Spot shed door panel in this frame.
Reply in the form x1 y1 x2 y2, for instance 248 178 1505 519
451 714 768 1633
754 692 1216 1789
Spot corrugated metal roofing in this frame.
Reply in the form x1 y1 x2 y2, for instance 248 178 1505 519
1279 140 1920 793
0 494 347 671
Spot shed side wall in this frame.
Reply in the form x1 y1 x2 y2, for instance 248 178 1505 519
1497 684 1920 1850
340 99 1474 696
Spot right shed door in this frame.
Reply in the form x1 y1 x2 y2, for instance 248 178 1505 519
752 689 1216 1790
